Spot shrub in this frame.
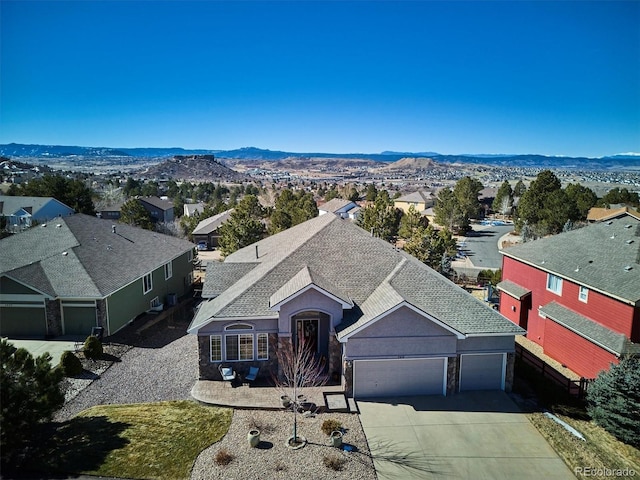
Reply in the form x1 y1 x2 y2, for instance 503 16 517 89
59 351 83 376
83 335 103 360
587 356 640 448
321 419 342 436
323 454 346 471
214 448 234 466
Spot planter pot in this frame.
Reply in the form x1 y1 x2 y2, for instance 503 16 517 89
248 429 260 448
330 430 343 448
281 395 291 408
286 435 307 450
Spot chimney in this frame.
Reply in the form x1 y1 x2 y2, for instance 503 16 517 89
112 225 116 234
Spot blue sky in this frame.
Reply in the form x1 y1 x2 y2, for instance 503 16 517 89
1 1 639 157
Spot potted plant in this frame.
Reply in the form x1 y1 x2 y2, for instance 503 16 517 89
281 395 291 408
330 430 343 448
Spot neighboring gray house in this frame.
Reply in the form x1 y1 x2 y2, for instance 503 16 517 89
139 196 174 223
0 195 75 232
189 213 524 398
192 209 234 249
96 201 124 220
318 198 359 219
0 214 195 338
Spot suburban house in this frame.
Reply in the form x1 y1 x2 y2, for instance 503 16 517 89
191 209 234 250
586 205 640 223
393 190 434 214
96 201 124 220
138 196 174 223
184 202 205 217
0 213 195 338
318 198 359 219
189 213 524 398
0 195 74 232
497 213 640 379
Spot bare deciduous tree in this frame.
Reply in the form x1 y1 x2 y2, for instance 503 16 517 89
273 337 327 448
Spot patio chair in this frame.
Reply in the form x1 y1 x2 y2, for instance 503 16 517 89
244 366 259 384
218 365 237 385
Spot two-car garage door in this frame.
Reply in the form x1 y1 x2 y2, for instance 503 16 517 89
353 353 506 398
353 358 447 398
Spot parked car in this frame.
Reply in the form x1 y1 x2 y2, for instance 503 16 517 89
197 241 208 251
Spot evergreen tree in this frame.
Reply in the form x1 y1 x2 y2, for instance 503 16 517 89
398 204 428 239
0 339 65 469
357 190 400 242
516 170 562 232
453 177 483 221
119 199 153 230
565 183 597 219
513 180 526 198
434 187 467 232
587 356 640 448
18 174 96 215
403 224 457 273
365 184 378 202
599 187 640 207
218 195 265 256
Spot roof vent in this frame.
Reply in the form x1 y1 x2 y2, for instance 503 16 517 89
624 265 633 272
56 223 62 228
41 223 47 227
574 266 580 272
611 234 615 239
627 239 634 245
112 225 116 234
62 251 68 256
625 224 632 229
541 260 545 265
606 220 613 225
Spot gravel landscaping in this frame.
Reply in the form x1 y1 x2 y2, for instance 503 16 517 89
53 309 377 480
191 409 376 480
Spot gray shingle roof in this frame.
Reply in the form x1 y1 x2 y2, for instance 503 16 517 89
501 215 640 304
319 198 355 213
0 214 195 298
138 196 173 211
496 280 531 299
269 266 352 309
539 302 628 355
189 214 523 338
192 209 233 235
202 262 258 298
0 195 73 216
395 191 433 204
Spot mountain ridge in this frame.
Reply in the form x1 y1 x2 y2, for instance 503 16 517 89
1 143 639 170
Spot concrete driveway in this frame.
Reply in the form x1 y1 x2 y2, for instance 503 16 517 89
358 391 574 480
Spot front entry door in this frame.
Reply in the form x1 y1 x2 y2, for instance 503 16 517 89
296 318 319 353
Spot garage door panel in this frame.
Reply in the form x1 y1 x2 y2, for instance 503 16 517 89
460 354 504 391
63 306 96 335
354 358 446 398
0 307 47 337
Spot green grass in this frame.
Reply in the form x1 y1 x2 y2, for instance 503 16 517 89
35 401 232 480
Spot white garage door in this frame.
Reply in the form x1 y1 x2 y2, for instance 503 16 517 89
459 353 505 391
354 358 446 398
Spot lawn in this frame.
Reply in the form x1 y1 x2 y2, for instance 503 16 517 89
34 401 233 480
513 360 640 479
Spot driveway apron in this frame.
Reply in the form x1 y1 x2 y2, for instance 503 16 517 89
358 391 575 480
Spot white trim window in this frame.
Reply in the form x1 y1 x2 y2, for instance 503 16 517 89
225 334 254 361
546 273 563 296
579 286 589 303
150 296 161 308
210 335 222 361
164 261 173 280
143 273 153 294
257 333 268 360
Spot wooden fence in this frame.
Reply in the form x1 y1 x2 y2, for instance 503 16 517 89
515 343 592 399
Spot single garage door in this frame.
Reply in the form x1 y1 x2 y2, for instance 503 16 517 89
63 306 96 335
0 306 47 337
459 353 505 391
354 358 446 398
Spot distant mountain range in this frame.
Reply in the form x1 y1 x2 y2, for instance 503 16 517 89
1 143 639 170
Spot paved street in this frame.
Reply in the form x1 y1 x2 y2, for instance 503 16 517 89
458 224 514 269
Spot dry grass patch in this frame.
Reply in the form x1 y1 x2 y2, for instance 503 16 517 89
529 412 640 479
35 401 232 480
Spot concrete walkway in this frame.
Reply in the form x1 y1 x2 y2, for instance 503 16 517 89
191 379 346 410
358 391 575 480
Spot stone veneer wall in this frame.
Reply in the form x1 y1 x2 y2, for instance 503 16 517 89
96 299 108 332
327 332 341 379
504 352 515 392
45 299 62 337
197 333 280 381
343 359 353 397
447 356 458 395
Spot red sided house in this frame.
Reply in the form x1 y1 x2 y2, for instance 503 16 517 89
498 212 640 379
